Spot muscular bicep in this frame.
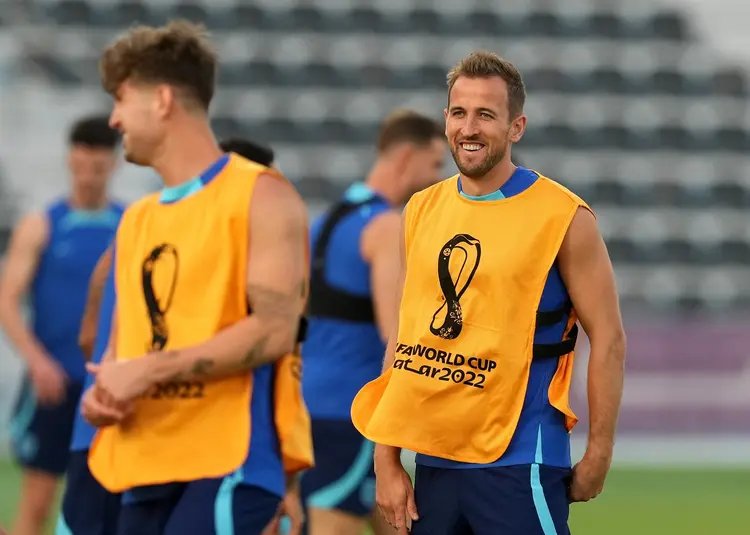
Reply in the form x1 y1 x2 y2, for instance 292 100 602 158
78 247 113 361
362 211 402 341
246 172 309 328
0 213 48 309
558 207 624 344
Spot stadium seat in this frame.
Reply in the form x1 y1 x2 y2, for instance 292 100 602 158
711 183 750 207
348 8 388 33
648 12 689 40
711 69 746 96
293 177 345 202
168 2 209 25
12 0 750 310
226 5 267 30
47 0 93 25
107 2 153 27
38 2 691 43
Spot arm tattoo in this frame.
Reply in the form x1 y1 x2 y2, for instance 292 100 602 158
160 350 186 382
191 358 214 377
153 280 308 381
241 335 270 368
244 279 305 367
246 281 304 321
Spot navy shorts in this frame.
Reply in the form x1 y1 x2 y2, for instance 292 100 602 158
56 450 121 535
9 374 83 475
410 464 571 535
301 419 375 517
116 479 281 535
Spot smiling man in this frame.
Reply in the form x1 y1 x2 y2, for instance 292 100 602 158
79 21 309 535
301 109 445 535
351 51 626 535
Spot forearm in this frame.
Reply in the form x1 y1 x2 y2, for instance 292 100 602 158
78 297 104 362
285 472 300 494
148 314 297 383
78 318 99 362
586 333 626 460
79 250 111 361
375 443 402 472
0 303 50 366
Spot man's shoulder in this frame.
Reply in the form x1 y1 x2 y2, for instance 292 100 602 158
226 154 272 182
534 173 590 211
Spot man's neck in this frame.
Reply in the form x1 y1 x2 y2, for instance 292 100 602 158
364 160 404 206
459 158 517 197
69 192 108 211
152 123 223 187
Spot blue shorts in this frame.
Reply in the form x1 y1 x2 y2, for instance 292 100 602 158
410 464 571 535
300 419 375 517
116 480 281 535
56 450 121 535
10 374 83 475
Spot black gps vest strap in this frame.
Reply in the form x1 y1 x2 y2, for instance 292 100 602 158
307 198 382 323
296 316 308 343
532 299 579 359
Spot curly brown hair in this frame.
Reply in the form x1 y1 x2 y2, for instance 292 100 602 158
446 51 526 119
99 20 218 110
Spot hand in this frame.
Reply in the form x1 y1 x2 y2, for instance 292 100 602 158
262 479 305 535
279 483 305 535
375 460 418 534
28 356 67 406
569 452 611 503
80 385 132 427
260 514 281 535
87 358 153 405
262 493 304 535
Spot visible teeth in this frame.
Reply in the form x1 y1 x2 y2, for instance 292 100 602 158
461 143 483 151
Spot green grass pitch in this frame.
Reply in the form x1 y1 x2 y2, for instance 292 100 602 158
0 459 747 534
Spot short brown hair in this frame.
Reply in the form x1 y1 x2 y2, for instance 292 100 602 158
377 109 444 153
446 51 526 119
99 20 218 110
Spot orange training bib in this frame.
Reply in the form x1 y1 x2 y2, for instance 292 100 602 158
89 155 263 492
351 174 590 464
274 348 314 475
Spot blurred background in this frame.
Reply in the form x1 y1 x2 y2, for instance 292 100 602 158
0 0 748 533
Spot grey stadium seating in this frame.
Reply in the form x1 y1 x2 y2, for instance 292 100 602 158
22 0 750 311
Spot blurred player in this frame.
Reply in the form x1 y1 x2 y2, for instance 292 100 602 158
79 21 309 535
300 110 445 535
0 117 122 535
351 51 627 535
220 138 275 169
